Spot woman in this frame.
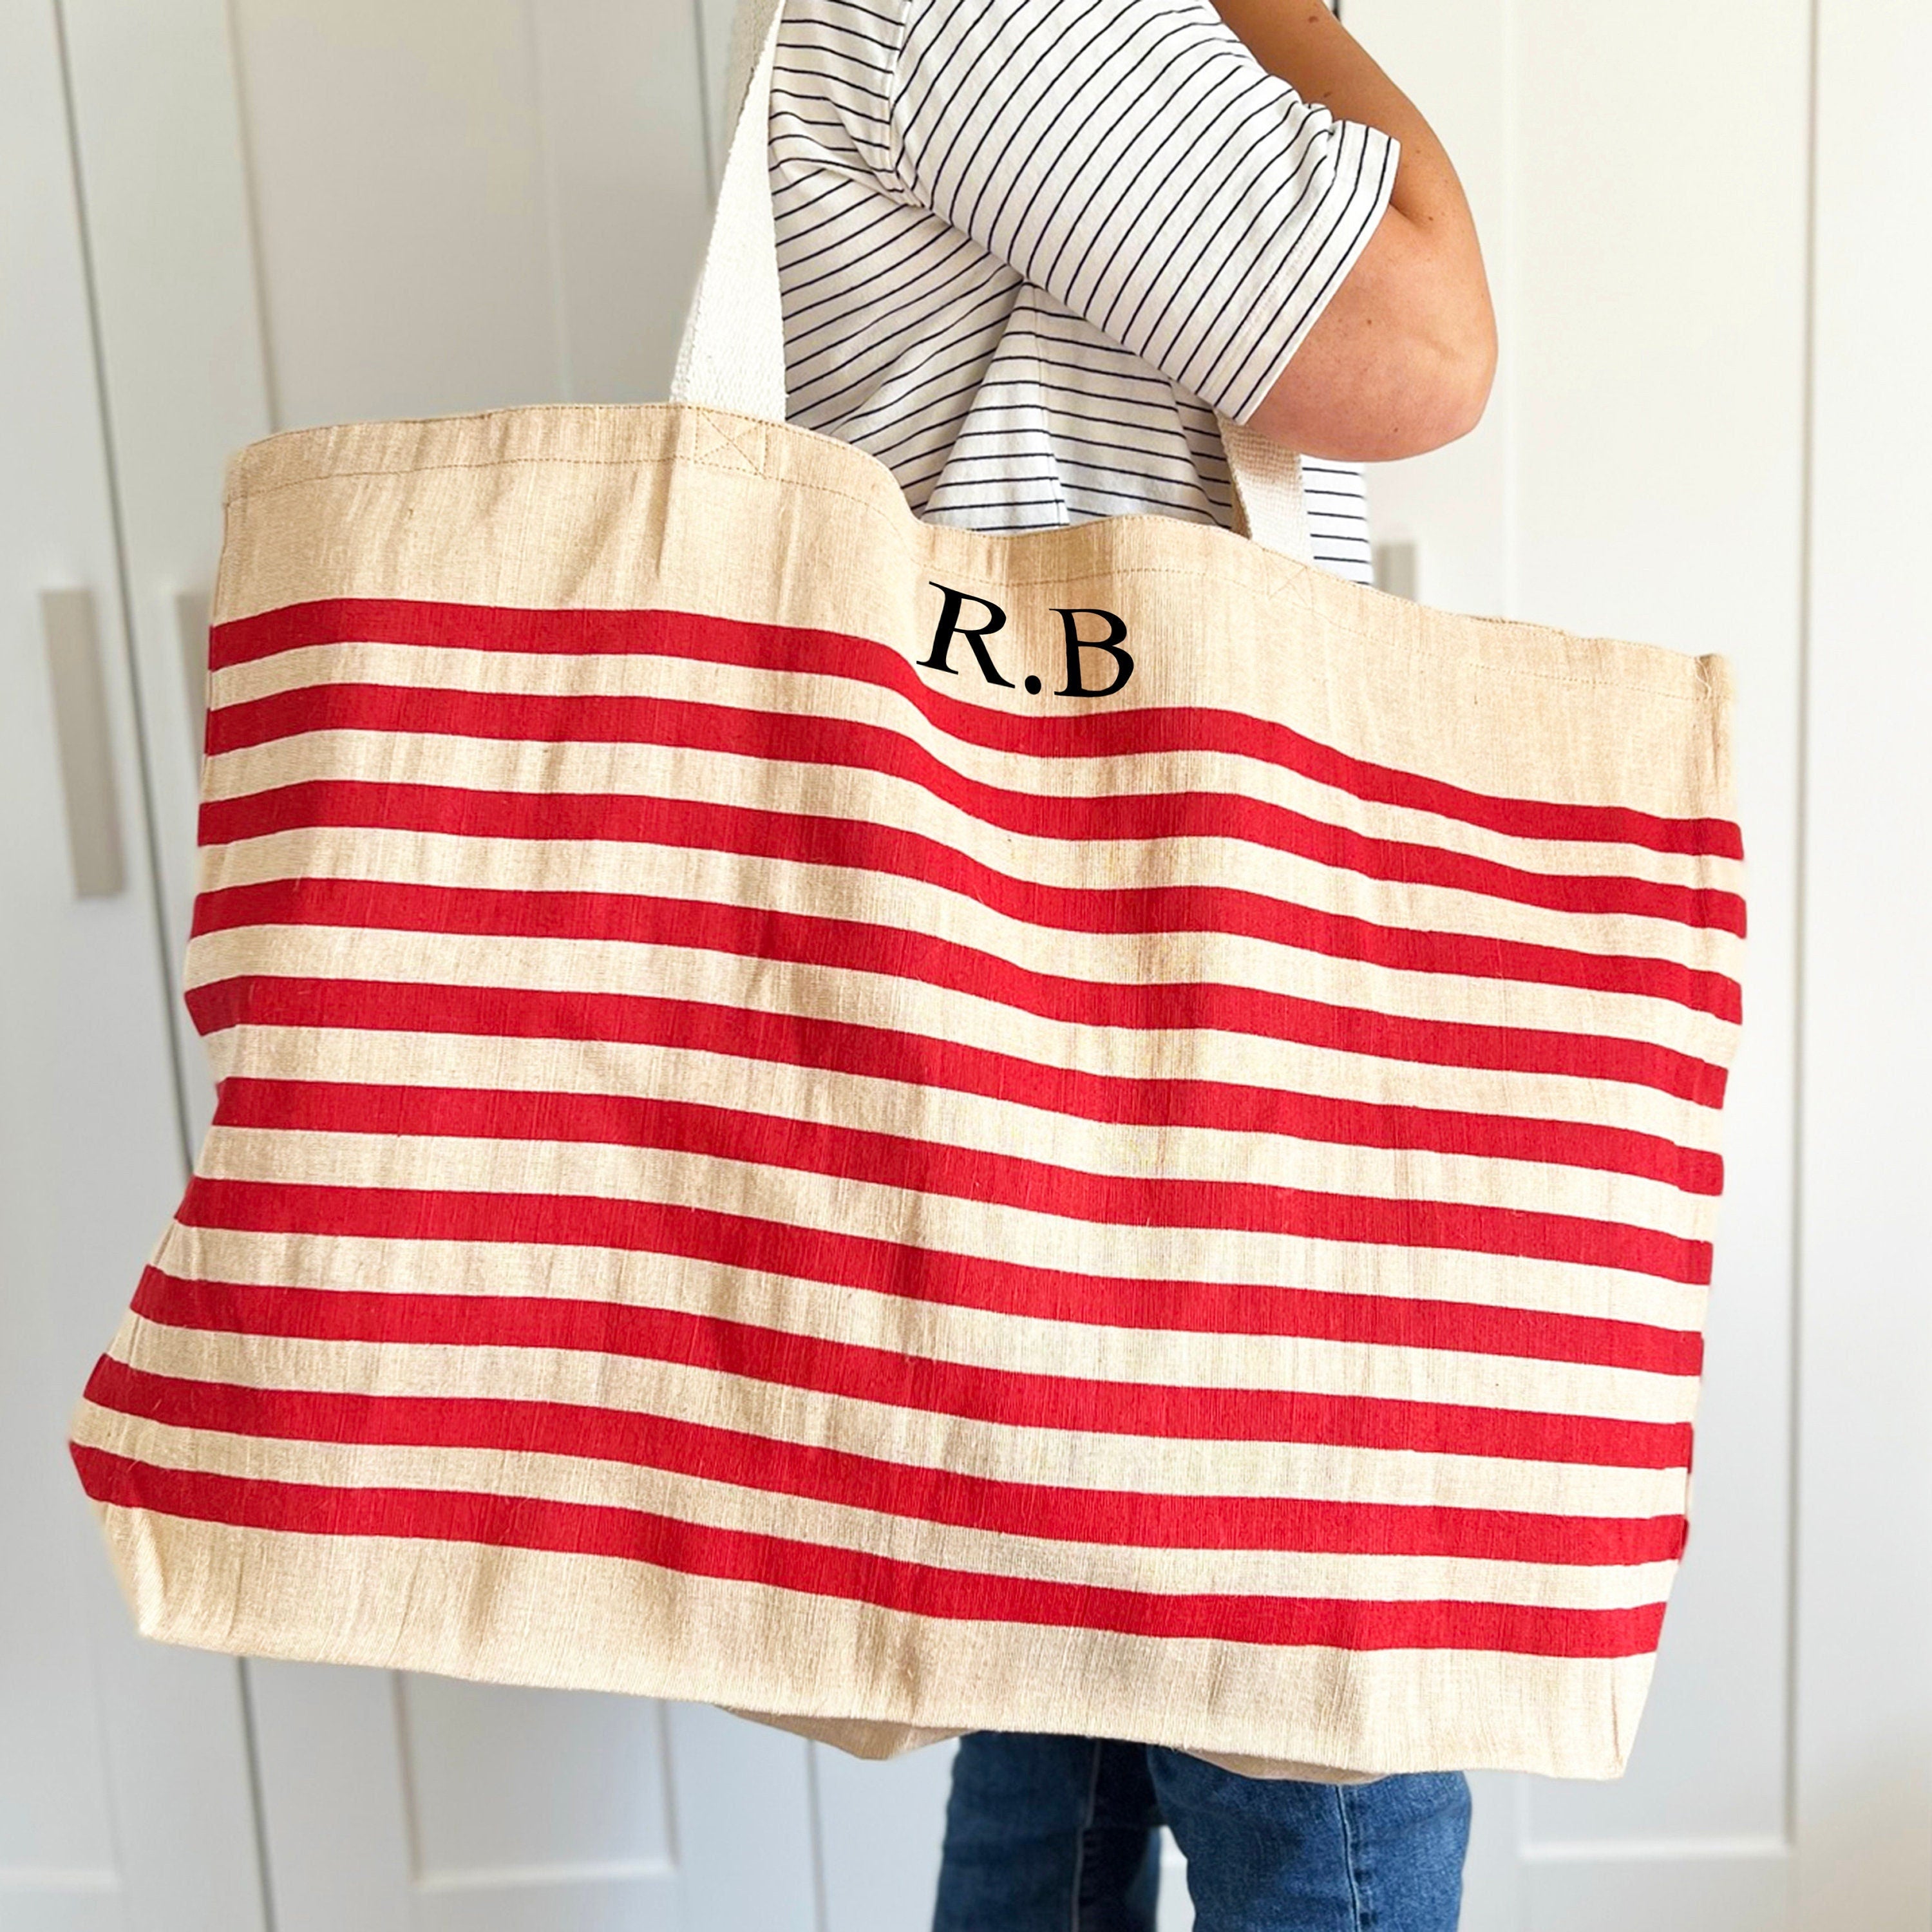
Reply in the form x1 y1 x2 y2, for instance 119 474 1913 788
764 0 1496 1922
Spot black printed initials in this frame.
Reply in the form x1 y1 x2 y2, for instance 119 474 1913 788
920 583 1134 698
1053 607 1134 698
920 583 1014 688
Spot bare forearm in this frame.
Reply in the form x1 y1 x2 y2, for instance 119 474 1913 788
1212 0 1497 460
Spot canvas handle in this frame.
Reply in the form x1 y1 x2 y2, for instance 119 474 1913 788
670 0 1314 566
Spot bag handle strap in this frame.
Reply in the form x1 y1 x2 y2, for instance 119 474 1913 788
670 0 1313 565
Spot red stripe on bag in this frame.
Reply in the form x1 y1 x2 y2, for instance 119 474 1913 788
134 1262 1694 1470
186 974 1725 1195
70 1446 1671 1656
212 1076 1714 1284
187 880 1732 1106
203 694 1743 1020
204 598 1745 862
137 1227 1699 1370
146 1204 1700 1356
85 1357 1689 1567
202 759 1745 940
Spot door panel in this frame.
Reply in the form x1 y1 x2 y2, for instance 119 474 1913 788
0 6 266 1929
249 1665 827 1931
1794 4 1932 1927
1508 0 1806 1859
664 1707 821 1932
399 1677 674 1895
814 1740 955 1932
55 0 278 1150
226 0 714 428
1354 0 1808 1921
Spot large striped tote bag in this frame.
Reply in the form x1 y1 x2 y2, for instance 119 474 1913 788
71 0 1743 1782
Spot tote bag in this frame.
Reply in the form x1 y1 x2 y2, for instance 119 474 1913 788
70 0 1743 1782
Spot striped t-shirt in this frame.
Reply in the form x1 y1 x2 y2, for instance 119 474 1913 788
768 0 1399 582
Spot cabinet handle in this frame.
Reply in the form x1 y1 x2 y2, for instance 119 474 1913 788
40 587 126 900
176 587 211 754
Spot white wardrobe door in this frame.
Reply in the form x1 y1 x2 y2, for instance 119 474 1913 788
0 6 267 1931
1793 1 1932 1926
55 0 279 1155
1355 0 1809 1924
227 0 715 430
244 1666 835 1932
813 1738 956 1932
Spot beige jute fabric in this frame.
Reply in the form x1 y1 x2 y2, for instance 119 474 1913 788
70 0 1741 1782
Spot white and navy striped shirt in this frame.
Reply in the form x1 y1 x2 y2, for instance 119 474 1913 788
769 0 1399 581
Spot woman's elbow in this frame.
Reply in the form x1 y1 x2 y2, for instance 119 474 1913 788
1398 310 1497 455
1247 305 1496 461
1244 229 1498 460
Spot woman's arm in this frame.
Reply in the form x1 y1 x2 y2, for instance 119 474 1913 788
1213 0 1497 460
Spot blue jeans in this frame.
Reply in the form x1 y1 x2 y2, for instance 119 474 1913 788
932 1734 1469 1932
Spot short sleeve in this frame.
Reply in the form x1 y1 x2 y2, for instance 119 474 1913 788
884 0 1398 422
